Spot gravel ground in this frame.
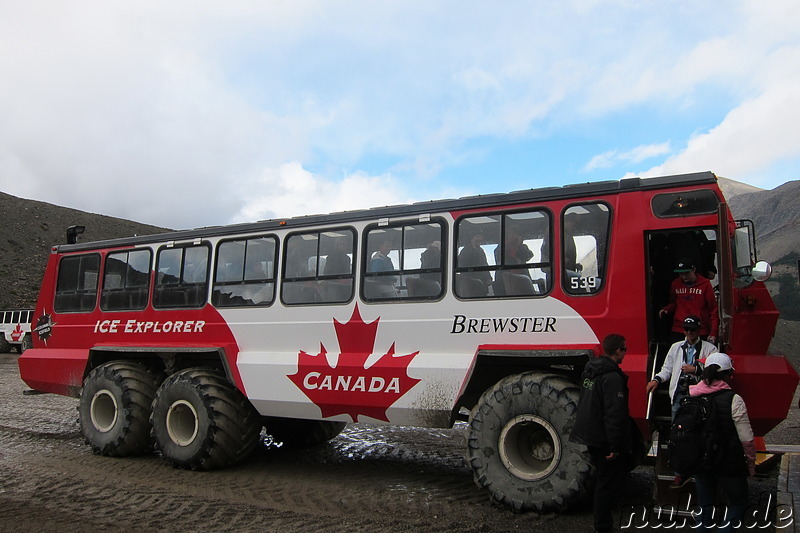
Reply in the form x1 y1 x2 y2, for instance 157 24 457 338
0 320 797 532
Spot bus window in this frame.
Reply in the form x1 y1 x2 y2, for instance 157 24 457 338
562 203 610 295
455 210 550 298
651 189 719 218
54 254 100 313
154 244 209 308
213 236 277 307
282 229 355 305
363 222 444 301
101 249 151 311
455 215 500 298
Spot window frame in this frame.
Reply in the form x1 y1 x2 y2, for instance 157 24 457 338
651 189 719 219
100 249 153 311
280 227 357 306
212 234 278 308
153 243 211 309
361 218 447 303
54 253 101 313
560 201 612 296
453 208 552 299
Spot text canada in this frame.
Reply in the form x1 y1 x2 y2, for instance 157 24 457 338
302 372 402 393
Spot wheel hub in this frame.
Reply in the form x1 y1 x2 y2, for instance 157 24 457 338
166 400 200 446
498 414 562 481
89 390 119 432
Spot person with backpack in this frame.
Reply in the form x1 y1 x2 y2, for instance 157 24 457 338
570 333 633 533
688 352 756 532
645 315 717 488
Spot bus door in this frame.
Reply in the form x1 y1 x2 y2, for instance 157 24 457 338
645 226 719 421
716 203 735 349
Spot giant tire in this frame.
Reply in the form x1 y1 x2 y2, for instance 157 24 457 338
19 334 33 353
78 361 160 457
466 372 592 513
0 335 10 353
263 416 347 448
150 368 262 470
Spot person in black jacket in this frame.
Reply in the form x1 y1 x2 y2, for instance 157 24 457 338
570 333 632 533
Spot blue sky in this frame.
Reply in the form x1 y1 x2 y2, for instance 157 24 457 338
1 1 798 230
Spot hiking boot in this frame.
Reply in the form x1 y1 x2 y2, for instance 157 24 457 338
670 475 691 489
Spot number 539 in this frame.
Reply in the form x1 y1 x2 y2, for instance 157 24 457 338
570 276 597 290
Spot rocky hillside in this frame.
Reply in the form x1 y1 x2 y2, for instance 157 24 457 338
0 191 169 309
721 178 800 320
725 180 800 264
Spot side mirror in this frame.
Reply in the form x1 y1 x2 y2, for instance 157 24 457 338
751 260 771 282
66 225 85 244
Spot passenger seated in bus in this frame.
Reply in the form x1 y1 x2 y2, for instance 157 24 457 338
496 225 534 265
283 249 321 304
285 248 311 278
366 240 397 298
494 225 533 296
420 240 440 271
369 240 395 272
323 238 352 275
315 239 352 302
457 233 492 296
413 240 442 296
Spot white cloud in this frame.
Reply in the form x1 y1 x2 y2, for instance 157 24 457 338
229 162 414 225
584 142 672 172
0 1 798 228
639 58 800 186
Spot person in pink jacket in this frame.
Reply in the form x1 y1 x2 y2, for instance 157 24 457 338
688 353 756 532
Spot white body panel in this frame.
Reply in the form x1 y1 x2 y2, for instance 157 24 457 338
231 296 596 427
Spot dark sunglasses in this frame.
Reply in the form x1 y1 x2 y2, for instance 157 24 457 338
620 346 628 352
683 327 699 332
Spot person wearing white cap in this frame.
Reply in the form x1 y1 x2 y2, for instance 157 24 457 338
688 352 755 532
646 315 718 488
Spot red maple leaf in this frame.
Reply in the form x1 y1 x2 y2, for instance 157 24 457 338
288 305 420 422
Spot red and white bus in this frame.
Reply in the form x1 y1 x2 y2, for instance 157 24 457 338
18 171 798 512
0 309 33 352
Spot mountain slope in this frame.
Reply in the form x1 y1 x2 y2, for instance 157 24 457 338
726 180 800 265
717 176 764 201
0 191 169 309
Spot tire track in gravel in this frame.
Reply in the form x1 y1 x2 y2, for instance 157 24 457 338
1 355 572 532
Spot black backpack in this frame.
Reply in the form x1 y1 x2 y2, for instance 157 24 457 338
667 390 734 475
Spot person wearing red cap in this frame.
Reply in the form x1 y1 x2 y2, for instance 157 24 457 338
659 257 719 345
